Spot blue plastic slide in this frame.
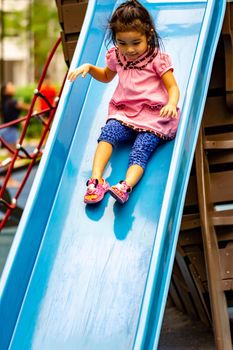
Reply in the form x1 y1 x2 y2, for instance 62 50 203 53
0 1 226 349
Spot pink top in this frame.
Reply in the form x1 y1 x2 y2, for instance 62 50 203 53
106 47 180 140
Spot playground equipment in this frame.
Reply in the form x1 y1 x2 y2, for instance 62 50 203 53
171 3 233 349
0 1 232 349
0 37 65 229
58 1 233 347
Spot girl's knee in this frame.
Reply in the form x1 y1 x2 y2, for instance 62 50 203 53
136 133 162 151
98 119 134 147
128 144 151 169
98 120 119 147
129 133 162 169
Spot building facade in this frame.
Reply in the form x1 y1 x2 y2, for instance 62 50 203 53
0 0 66 89
0 0 34 86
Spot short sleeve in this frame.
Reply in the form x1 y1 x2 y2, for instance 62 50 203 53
153 52 174 77
106 47 117 72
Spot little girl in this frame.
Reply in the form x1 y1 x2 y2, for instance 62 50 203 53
68 0 180 204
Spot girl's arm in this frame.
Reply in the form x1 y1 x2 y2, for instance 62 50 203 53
68 64 117 83
160 70 180 118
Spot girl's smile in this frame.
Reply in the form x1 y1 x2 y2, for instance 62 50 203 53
115 31 148 61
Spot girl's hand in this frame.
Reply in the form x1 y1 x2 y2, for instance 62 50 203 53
68 64 91 81
160 103 178 118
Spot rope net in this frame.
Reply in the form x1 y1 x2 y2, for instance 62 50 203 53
0 37 67 231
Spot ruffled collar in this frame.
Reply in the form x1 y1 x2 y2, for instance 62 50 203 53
115 48 157 70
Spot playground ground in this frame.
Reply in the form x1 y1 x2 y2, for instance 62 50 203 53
159 304 215 349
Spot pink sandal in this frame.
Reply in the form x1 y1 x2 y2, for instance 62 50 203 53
84 178 109 204
108 180 132 204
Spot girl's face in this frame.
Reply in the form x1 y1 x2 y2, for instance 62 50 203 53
115 31 148 61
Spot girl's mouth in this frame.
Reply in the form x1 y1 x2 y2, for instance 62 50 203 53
125 53 138 60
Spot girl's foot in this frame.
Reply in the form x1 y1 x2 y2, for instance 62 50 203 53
108 180 132 204
84 178 109 204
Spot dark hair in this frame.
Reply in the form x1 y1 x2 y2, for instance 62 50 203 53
0 83 14 117
107 0 161 51
0 84 6 116
1 84 6 98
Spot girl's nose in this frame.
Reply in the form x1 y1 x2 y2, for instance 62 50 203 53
126 46 135 54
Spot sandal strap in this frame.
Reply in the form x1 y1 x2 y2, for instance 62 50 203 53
118 180 132 193
112 186 125 199
86 178 98 187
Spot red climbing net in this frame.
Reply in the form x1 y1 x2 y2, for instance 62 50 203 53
0 36 67 230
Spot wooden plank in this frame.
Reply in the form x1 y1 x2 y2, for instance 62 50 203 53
169 279 185 313
211 210 233 226
176 250 210 324
203 96 233 128
178 228 202 246
195 129 232 349
210 171 233 204
181 214 200 231
62 3 88 34
205 132 233 149
219 246 233 280
208 149 233 166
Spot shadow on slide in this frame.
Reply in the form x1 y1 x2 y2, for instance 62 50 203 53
0 1 226 349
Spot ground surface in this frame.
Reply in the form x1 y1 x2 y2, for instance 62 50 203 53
159 305 215 349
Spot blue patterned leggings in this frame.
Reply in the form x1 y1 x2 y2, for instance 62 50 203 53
98 119 163 169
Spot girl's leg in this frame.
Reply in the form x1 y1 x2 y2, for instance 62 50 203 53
84 141 112 204
93 119 135 181
125 164 144 188
125 132 162 188
91 141 113 182
109 132 162 203
84 120 135 203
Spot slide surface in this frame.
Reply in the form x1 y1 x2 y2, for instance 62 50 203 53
0 1 226 349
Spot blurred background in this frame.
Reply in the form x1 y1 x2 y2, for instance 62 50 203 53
0 0 68 267
0 0 66 118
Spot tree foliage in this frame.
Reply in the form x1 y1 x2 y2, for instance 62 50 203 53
31 0 60 79
3 10 27 37
2 0 61 80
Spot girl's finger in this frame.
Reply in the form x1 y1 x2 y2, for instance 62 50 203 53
160 108 168 117
82 70 88 78
68 71 77 81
